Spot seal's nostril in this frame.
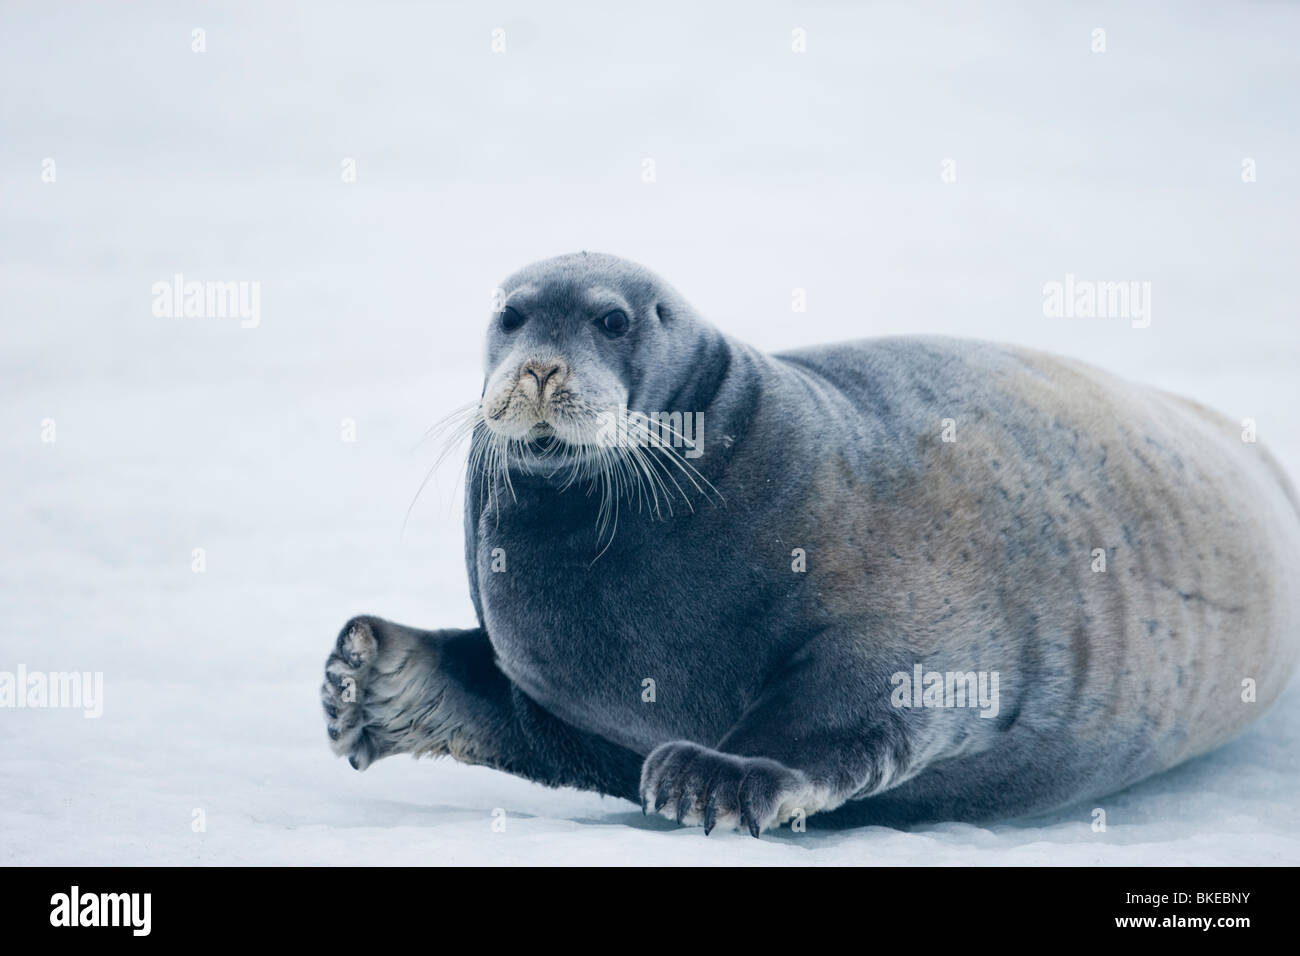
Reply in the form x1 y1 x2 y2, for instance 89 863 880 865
521 361 566 393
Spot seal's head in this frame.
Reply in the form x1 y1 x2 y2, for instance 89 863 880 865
451 252 725 542
480 252 698 460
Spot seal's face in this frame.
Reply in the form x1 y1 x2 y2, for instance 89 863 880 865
479 253 681 466
481 285 630 450
461 253 720 536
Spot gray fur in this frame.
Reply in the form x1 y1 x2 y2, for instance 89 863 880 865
322 252 1300 834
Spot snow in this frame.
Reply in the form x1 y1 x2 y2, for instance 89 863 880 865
2 1 1298 865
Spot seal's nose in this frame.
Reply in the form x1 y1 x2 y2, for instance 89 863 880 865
520 360 567 398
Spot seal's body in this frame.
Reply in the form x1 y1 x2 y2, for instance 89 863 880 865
323 253 1300 832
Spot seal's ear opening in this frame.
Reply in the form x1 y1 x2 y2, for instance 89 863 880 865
655 302 671 324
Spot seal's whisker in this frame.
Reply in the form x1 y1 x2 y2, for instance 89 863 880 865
594 447 617 541
602 445 632 528
558 399 667 520
606 408 720 515
614 414 699 512
404 404 486 536
630 441 685 517
416 400 481 453
635 427 723 507
591 448 622 564
611 408 717 502
501 437 519 504
411 393 720 554
623 439 671 518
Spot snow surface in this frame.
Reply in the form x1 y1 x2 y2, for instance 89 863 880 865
2 1 1299 865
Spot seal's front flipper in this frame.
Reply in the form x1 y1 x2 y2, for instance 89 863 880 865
640 636 937 835
321 615 643 800
321 616 488 769
638 741 819 836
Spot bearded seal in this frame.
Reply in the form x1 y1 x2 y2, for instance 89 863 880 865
321 252 1300 834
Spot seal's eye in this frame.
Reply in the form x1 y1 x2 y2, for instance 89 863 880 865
500 307 526 332
599 310 629 337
